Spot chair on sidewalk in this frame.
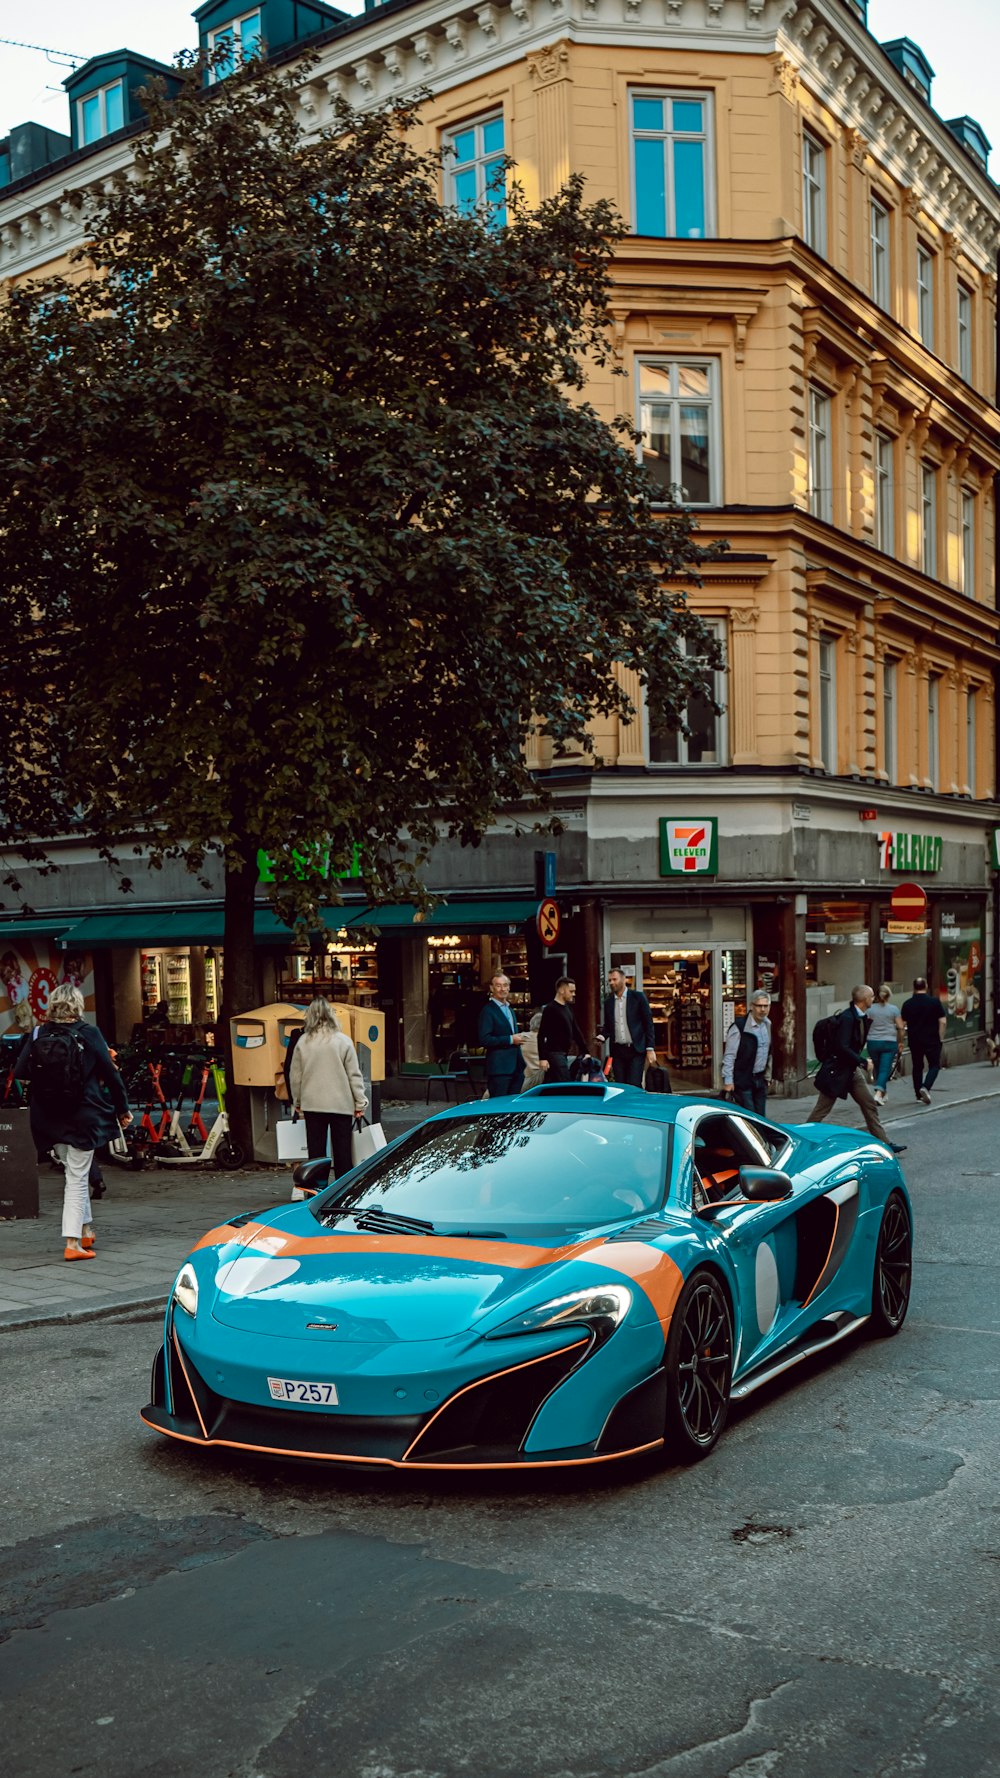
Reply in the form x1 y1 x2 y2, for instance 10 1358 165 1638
425 1050 473 1104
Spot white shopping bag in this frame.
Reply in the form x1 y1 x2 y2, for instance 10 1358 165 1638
276 1115 309 1163
351 1118 388 1166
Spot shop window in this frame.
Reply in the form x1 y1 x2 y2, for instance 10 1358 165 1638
802 130 826 254
630 91 712 239
882 658 897 784
818 632 837 771
938 903 984 1034
927 674 940 789
805 901 870 1059
875 432 894 552
921 463 937 577
642 949 716 1090
208 9 263 81
957 283 973 381
79 80 124 145
637 359 719 506
961 489 975 596
870 198 890 310
808 387 832 522
443 113 506 227
648 619 726 766
916 244 934 349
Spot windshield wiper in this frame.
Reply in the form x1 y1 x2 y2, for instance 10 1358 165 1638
350 1204 436 1235
429 1229 508 1240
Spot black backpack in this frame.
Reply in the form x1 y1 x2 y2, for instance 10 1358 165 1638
29 1022 87 1111
812 1013 842 1064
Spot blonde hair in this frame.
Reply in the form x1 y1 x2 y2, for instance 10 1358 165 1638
877 983 893 1003
48 982 84 1022
302 996 341 1040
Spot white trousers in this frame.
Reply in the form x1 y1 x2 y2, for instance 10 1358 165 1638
54 1143 93 1239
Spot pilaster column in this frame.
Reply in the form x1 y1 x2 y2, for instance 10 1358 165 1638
903 648 920 787
913 650 930 788
527 41 572 199
615 663 646 768
729 607 760 764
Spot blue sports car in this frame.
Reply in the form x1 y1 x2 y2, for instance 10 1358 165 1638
141 1081 913 1471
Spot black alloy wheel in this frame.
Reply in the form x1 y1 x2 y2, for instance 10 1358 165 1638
664 1269 733 1461
869 1189 912 1336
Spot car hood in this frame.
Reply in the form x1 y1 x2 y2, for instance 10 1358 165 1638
207 1224 579 1343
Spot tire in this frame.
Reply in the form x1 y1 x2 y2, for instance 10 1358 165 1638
664 1268 733 1461
869 1189 912 1336
213 1137 246 1171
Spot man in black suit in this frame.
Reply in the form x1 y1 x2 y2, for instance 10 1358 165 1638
601 966 658 1088
538 978 590 1084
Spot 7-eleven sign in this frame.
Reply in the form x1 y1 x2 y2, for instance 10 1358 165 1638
659 817 719 877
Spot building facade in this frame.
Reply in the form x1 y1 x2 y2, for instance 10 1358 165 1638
1 0 999 1089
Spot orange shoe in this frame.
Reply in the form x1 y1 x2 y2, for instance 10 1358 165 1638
64 1245 96 1261
81 1233 95 1249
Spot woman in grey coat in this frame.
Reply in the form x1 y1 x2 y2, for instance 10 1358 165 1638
289 997 367 1177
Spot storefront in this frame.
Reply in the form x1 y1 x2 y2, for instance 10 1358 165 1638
139 945 222 1026
606 907 750 1091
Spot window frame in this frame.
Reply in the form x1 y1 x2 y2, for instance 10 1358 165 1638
875 431 894 552
808 386 833 523
870 197 891 310
207 8 263 82
921 462 938 577
957 283 973 382
802 129 826 254
635 355 721 508
916 243 935 349
442 110 507 225
927 674 940 790
882 658 897 784
647 616 728 769
628 88 715 240
818 632 837 772
77 79 125 146
961 487 976 596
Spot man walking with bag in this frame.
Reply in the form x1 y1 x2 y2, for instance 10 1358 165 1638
600 966 657 1088
721 991 772 1115
808 984 906 1154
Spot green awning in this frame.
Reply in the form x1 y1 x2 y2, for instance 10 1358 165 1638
344 899 540 932
0 918 72 940
58 905 369 947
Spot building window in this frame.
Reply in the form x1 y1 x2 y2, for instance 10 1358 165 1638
966 689 977 796
957 283 973 381
875 432 894 552
79 80 124 145
870 198 890 309
808 387 832 522
921 463 937 577
818 634 837 772
648 620 727 766
916 245 934 348
883 659 897 784
443 114 506 226
927 675 940 789
630 91 711 239
208 10 263 81
637 359 719 505
961 489 976 596
802 130 826 253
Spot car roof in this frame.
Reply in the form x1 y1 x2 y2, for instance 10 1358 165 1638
429 1083 686 1126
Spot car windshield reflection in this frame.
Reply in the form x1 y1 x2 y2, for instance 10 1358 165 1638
313 1111 668 1232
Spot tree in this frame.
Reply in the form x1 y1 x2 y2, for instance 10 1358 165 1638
0 51 724 1143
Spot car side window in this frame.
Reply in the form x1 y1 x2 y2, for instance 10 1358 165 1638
736 1115 791 1166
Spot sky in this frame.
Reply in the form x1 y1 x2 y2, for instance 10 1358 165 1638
0 0 997 161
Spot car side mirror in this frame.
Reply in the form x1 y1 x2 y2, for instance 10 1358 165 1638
739 1167 793 1201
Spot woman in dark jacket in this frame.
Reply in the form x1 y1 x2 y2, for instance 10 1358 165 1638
15 983 131 1260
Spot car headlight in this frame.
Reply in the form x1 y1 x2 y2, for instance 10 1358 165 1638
485 1285 632 1348
172 1263 199 1318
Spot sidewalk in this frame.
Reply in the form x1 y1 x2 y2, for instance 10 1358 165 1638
2 1066 998 1330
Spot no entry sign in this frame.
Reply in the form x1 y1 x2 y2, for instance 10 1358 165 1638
889 882 926 919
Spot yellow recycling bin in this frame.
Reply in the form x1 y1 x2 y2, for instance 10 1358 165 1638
230 1003 306 1088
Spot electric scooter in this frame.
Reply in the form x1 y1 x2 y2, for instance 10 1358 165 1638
156 1062 245 1169
107 1061 180 1169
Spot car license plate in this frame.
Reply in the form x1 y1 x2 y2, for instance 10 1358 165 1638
267 1377 338 1405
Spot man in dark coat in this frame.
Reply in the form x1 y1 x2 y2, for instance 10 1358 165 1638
900 977 946 1104
477 973 526 1098
15 983 131 1259
600 966 657 1088
538 977 590 1084
807 983 905 1153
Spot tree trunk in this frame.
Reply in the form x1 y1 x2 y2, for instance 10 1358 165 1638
221 844 259 1156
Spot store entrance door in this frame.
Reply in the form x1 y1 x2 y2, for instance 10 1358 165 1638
609 945 748 1092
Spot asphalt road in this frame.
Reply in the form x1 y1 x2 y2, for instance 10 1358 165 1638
2 1096 999 1778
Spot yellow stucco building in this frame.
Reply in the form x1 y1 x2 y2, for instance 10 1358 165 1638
2 0 998 1087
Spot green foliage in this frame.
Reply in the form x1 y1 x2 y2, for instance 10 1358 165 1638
0 52 724 936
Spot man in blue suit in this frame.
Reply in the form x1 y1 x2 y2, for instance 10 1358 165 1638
477 973 526 1097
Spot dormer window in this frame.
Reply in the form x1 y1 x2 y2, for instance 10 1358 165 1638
208 9 263 81
79 80 124 146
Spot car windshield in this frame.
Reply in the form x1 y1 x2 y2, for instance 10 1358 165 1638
313 1110 669 1232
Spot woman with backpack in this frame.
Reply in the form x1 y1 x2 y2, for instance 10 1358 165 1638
14 982 132 1260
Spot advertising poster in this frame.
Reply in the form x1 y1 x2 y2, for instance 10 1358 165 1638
935 907 983 1037
0 941 95 1038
